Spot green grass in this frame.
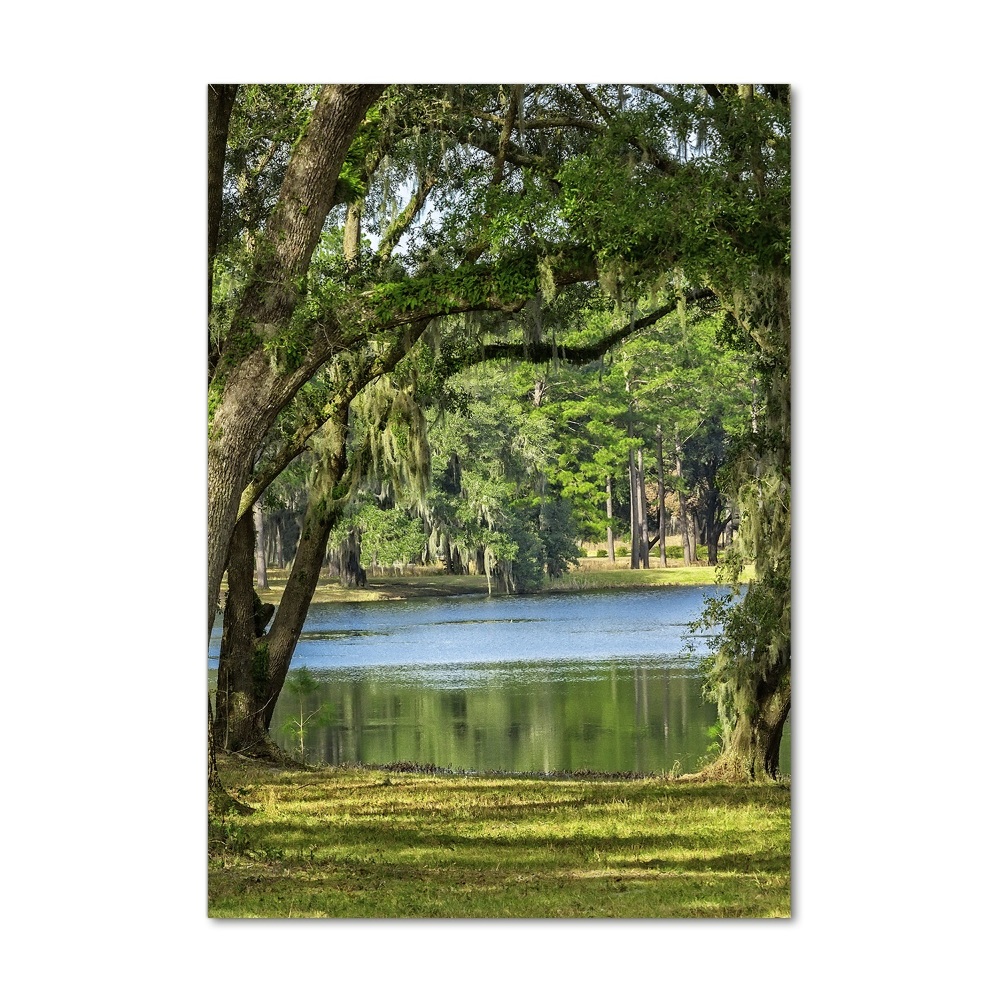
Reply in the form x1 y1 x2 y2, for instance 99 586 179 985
544 563 751 590
209 757 790 918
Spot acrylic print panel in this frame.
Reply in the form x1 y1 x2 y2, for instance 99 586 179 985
208 83 790 918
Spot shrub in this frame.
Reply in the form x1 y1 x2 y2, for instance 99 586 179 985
595 549 608 558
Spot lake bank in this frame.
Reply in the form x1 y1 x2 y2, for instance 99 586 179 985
236 559 750 606
209 754 791 918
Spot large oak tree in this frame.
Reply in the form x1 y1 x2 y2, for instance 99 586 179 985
208 83 790 789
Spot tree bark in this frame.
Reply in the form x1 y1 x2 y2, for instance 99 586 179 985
253 500 269 590
215 418 351 751
705 686 790 781
628 449 640 569
215 510 280 755
702 270 791 782
674 427 694 566
605 475 616 563
688 510 700 564
260 431 350 730
705 487 723 566
656 425 667 566
338 528 367 587
343 198 363 264
208 85 384 641
637 447 650 568
208 84 238 306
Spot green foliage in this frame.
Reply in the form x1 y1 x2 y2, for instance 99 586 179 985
353 502 426 569
211 84 791 777
280 667 337 764
421 365 582 592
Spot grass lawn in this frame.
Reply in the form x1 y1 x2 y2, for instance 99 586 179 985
209 757 790 918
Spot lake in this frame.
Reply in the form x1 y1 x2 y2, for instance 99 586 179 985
209 585 791 775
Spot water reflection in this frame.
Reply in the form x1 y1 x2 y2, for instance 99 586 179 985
209 587 790 775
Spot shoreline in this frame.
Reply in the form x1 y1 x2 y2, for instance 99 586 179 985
238 560 747 606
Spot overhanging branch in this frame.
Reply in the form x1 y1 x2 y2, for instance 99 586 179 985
480 288 716 365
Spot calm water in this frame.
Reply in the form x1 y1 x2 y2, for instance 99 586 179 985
209 586 791 775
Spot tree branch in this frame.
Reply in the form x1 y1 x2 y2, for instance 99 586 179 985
456 130 547 170
208 84 239 271
574 84 614 125
208 83 238 323
468 110 602 134
479 288 716 365
228 84 385 333
377 163 438 261
237 327 420 518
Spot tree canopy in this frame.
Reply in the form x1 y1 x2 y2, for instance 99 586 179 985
208 83 790 787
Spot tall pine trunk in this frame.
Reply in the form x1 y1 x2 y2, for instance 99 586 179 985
656 425 667 567
606 475 616 563
628 449 640 569
637 447 650 568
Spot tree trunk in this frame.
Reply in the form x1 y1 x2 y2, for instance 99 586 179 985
656 425 667 567
338 528 367 588
208 84 238 313
208 694 251 813
707 521 723 566
702 269 791 783
253 500 269 590
214 510 279 755
260 436 349 731
637 447 650 568
215 420 351 752
274 518 284 569
343 198 363 264
705 482 724 566
705 686 790 781
674 427 694 566
628 449 640 569
688 511 700 564
605 475 616 563
208 85 384 641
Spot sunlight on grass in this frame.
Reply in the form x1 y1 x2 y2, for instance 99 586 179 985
209 758 789 918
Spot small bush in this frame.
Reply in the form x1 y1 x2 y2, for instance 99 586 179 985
615 546 629 557
664 545 684 559
595 549 608 558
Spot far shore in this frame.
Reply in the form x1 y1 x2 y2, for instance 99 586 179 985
229 557 751 606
